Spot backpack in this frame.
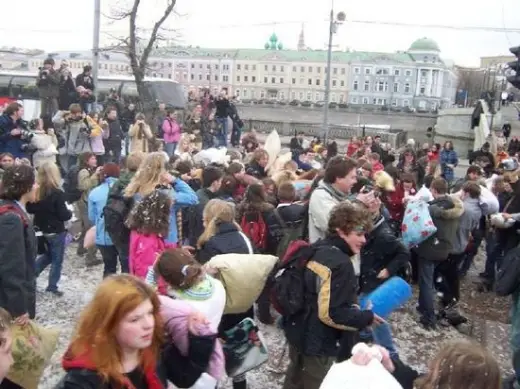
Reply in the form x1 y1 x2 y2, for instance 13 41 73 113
273 208 304 259
63 166 82 203
271 240 316 316
240 211 267 251
102 182 133 247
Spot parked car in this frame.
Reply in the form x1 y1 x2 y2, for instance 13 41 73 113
265 99 275 105
390 106 402 112
404 106 416 113
289 99 300 106
278 100 288 106
241 98 251 104
301 100 312 107
315 101 325 107
329 102 338 108
380 105 389 111
251 99 259 104
338 103 348 109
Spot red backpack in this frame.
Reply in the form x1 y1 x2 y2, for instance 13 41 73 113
240 211 267 251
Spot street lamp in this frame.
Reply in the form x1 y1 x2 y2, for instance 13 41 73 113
322 4 346 143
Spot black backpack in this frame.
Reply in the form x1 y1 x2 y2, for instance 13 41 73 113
103 182 133 247
272 208 304 260
63 166 82 203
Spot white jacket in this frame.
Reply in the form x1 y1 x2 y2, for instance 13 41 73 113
30 130 58 168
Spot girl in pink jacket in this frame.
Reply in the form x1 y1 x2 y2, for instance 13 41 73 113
162 110 181 156
126 190 176 292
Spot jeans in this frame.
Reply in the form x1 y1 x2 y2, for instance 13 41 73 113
485 232 504 282
436 253 463 307
98 245 125 277
113 242 129 274
418 257 437 324
216 117 228 147
35 232 67 292
164 142 177 156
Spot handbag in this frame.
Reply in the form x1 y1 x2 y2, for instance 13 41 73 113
221 318 268 377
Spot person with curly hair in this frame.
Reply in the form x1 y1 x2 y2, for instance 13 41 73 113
283 201 384 389
127 190 175 288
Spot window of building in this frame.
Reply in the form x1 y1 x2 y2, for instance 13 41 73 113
264 77 268 83
394 69 400 76
377 81 384 92
280 77 284 83
364 81 370 91
376 68 389 75
421 70 427 77
365 68 371 75
317 67 321 73
393 82 399 93
252 65 256 71
237 76 240 82
244 76 248 82
244 89 248 97
191 63 195 69
403 99 410 107
315 92 320 101
271 77 276 83
332 80 337 87
199 64 203 69
307 92 312 100
299 92 304 99
215 75 218 81
308 66 313 72
236 89 240 96
423 56 428 62
363 97 369 104
252 76 256 82
351 97 358 104
292 66 297 72
264 65 268 71
292 78 296 84
279 91 284 99
272 65 276 71
308 78 312 85
300 66 305 72
281 66 284 72
420 86 425 94
333 68 337 75
190 74 194 80
392 99 398 106
405 69 412 76
198 74 202 81
404 83 410 93
341 68 345 75
292 92 296 99
316 79 320 86
261 91 265 98
223 75 229 82
354 67 360 74
340 80 345 87
353 81 359 91
339 94 344 102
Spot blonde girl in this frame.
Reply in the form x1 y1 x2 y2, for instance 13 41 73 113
26 162 72 296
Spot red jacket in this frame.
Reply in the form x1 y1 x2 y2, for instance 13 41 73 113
347 142 359 157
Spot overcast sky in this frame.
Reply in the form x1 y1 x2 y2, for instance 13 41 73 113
3 0 520 67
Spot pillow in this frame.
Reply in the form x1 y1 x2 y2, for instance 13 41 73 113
7 321 60 389
207 254 278 314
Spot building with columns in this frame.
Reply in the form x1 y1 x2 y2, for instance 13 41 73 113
347 38 458 110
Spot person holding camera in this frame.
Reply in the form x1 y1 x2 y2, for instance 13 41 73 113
36 58 61 116
58 69 78 111
75 66 95 114
52 104 102 170
0 102 32 159
128 113 153 154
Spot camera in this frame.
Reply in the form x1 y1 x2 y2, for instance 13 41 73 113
18 120 35 140
20 143 37 153
79 126 92 136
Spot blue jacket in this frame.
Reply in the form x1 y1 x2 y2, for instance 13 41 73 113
133 178 198 245
439 149 458 182
0 114 28 159
88 177 117 246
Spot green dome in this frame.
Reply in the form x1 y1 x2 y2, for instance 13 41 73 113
409 37 440 52
264 42 270 49
269 33 278 43
277 42 283 50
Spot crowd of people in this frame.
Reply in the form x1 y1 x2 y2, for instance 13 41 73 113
0 83 517 389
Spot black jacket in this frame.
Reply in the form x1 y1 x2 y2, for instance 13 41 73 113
27 189 72 233
283 235 374 358
196 221 250 264
0 201 37 318
245 161 267 180
359 217 410 294
57 334 215 389
187 188 220 247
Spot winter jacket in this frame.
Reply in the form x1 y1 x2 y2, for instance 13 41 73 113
129 231 176 280
129 123 154 153
308 181 349 243
75 73 95 92
0 114 30 159
196 221 250 264
283 235 374 359
0 201 37 319
53 113 102 156
26 189 72 234
88 177 118 246
245 161 267 180
451 197 482 254
105 118 124 151
30 130 58 168
187 188 221 246
78 168 99 202
415 195 464 261
159 295 225 380
36 69 60 98
162 118 181 144
359 217 410 294
439 149 458 182
58 76 78 110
